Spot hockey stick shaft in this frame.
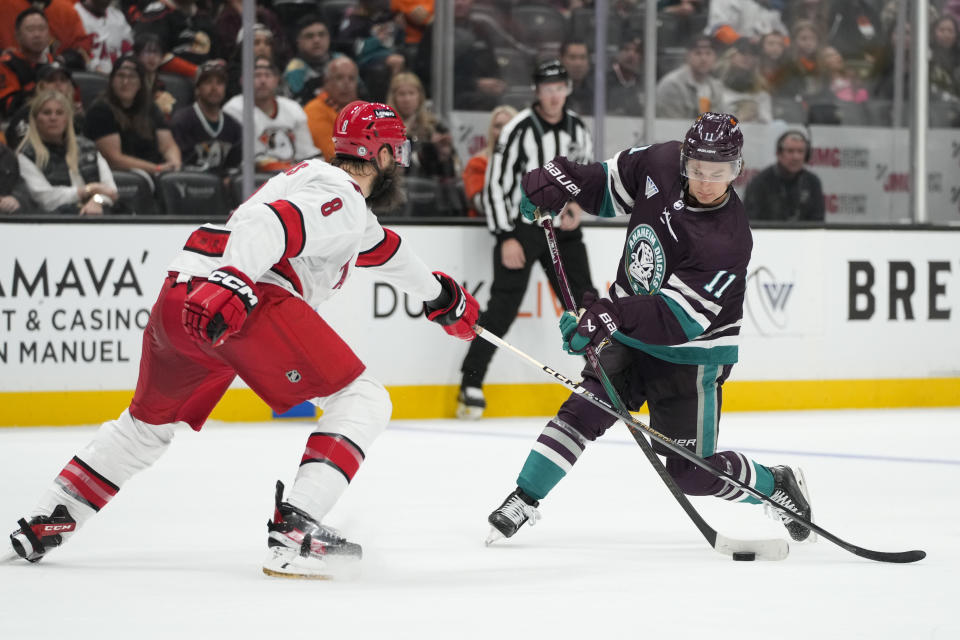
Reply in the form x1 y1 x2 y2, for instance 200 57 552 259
525 214 925 563
475 324 924 563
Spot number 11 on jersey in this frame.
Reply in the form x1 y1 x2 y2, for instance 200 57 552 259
704 270 736 299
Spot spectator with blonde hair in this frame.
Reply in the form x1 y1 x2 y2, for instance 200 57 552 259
463 104 517 218
386 71 465 214
17 90 117 215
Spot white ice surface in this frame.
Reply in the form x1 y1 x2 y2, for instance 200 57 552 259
1 409 957 640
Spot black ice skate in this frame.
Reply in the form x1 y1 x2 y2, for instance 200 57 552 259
263 481 362 579
766 466 816 543
456 386 486 420
485 488 541 545
8 505 77 563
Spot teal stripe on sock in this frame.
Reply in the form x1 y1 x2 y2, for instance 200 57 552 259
517 450 567 501
739 462 775 504
754 462 775 495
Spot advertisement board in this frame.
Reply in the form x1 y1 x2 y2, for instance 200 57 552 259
1 222 957 423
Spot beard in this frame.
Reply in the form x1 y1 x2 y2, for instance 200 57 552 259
366 159 405 212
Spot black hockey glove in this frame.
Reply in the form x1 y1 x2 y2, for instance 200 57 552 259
558 291 621 355
520 167 569 223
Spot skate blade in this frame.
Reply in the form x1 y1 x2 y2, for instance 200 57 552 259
484 527 505 546
262 566 333 580
456 404 484 420
794 467 818 544
262 547 358 580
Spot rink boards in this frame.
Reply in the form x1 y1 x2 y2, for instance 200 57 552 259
0 222 958 425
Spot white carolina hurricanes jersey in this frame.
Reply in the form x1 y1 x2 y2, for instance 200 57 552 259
168 159 441 308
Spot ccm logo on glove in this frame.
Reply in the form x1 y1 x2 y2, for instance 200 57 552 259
208 270 259 307
182 267 259 346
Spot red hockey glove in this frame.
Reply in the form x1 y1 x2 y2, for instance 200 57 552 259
558 291 620 355
182 267 259 346
424 271 479 341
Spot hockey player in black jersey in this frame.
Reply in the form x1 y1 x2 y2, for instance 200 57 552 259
487 113 815 545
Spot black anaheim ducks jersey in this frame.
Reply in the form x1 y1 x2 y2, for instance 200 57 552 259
531 141 752 365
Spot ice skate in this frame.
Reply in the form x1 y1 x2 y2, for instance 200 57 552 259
766 466 816 543
8 504 77 563
456 386 486 420
485 488 541 545
262 481 362 579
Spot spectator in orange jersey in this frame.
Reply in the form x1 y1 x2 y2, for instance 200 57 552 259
391 0 433 46
0 8 56 118
0 1 91 69
305 57 360 161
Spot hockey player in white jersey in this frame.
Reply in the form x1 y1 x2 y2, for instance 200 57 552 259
6 100 480 579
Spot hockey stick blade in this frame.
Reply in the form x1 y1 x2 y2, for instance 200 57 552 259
474 324 788 561
475 324 924 564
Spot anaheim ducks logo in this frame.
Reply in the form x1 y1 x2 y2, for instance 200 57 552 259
624 224 665 294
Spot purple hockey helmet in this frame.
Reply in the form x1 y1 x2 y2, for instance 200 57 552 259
680 112 743 182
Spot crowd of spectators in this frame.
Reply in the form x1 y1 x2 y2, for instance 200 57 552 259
0 0 958 219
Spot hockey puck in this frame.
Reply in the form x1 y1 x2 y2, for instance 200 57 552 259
732 552 756 561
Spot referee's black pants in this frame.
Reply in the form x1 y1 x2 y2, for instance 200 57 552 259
460 221 597 389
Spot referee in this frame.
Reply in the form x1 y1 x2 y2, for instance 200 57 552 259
458 60 597 419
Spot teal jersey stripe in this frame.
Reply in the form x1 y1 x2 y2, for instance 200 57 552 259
661 294 706 341
697 364 719 457
612 331 739 365
596 163 619 218
517 450 567 501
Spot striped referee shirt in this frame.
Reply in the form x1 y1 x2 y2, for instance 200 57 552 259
482 105 593 236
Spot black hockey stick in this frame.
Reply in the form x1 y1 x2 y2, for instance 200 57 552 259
475 324 926 564
531 213 925 564
474 324 788 560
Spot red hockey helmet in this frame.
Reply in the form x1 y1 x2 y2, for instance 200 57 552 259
680 112 743 182
333 100 411 167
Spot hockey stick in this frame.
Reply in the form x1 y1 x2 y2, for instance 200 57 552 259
532 214 785 560
474 324 788 560
530 213 925 564
475 324 925 564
